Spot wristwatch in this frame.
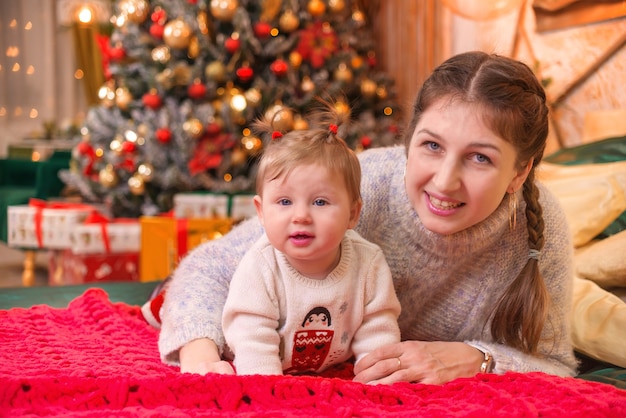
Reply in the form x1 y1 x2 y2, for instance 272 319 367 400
478 349 494 373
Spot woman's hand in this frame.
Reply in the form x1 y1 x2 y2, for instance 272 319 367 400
179 337 235 375
353 341 484 385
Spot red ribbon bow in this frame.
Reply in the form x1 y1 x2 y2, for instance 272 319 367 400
28 199 95 248
83 212 136 253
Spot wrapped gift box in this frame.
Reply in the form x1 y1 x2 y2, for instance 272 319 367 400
173 193 229 218
139 216 233 282
48 249 139 286
8 201 96 249
70 218 141 254
230 193 256 221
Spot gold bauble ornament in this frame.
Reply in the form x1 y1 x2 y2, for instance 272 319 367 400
307 0 326 17
137 163 154 181
98 84 116 108
334 101 350 118
376 86 388 100
352 9 365 25
244 88 262 107
360 78 377 98
99 164 118 187
119 0 149 23
293 116 309 131
279 10 300 32
115 87 133 110
210 0 239 22
328 0 346 13
334 63 353 83
197 9 211 35
264 104 294 132
151 45 171 64
230 148 246 166
188 36 200 58
289 51 303 68
128 173 145 195
241 136 263 154
183 118 204 139
351 55 364 70
301 76 315 93
205 61 226 82
163 19 192 50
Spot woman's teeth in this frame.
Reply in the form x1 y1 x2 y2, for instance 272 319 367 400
429 195 463 209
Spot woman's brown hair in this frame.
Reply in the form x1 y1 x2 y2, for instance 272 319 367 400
404 51 550 355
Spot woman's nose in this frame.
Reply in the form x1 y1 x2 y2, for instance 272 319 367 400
433 160 462 192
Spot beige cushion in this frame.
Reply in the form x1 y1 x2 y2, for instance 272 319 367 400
575 230 626 288
538 161 626 247
571 276 626 368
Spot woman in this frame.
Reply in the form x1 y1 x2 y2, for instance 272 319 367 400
158 51 578 384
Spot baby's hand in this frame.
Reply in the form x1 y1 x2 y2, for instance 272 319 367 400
181 360 235 375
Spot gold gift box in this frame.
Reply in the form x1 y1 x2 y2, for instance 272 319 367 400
139 217 232 282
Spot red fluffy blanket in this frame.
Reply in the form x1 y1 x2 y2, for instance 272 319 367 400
1 289 624 417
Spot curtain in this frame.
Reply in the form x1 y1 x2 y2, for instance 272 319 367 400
0 0 86 155
72 23 104 106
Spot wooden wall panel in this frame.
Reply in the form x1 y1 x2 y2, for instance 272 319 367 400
374 0 449 123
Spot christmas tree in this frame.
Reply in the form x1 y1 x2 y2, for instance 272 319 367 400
62 0 403 218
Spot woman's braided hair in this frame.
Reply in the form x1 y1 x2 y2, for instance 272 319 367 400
404 51 550 354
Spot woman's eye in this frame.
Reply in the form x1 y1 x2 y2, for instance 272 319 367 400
474 153 492 164
313 199 327 206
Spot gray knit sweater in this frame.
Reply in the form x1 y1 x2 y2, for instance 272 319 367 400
160 146 578 376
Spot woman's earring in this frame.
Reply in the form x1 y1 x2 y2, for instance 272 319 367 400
509 191 517 231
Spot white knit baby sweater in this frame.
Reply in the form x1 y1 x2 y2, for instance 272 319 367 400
222 230 401 375
160 146 578 376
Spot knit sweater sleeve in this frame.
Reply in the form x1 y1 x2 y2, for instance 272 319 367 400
222 238 283 375
158 217 264 365
350 246 402 365
468 182 578 377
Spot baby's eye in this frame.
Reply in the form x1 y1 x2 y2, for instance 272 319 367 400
278 198 291 206
423 141 440 151
313 199 327 206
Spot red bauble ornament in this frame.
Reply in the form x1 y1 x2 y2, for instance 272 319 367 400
360 136 372 149
270 59 289 77
150 23 165 39
109 45 126 61
121 141 137 153
225 36 240 54
77 141 95 156
236 66 254 82
156 128 172 144
151 9 167 24
254 22 272 38
206 121 221 136
367 52 377 67
142 91 162 109
188 81 207 99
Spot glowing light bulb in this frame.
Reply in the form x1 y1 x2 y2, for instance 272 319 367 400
77 6 93 24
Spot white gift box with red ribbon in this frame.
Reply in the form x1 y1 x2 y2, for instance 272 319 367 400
173 193 229 219
69 213 141 254
230 194 257 221
8 200 96 249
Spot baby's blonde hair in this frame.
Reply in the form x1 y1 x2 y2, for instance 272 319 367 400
253 99 361 205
